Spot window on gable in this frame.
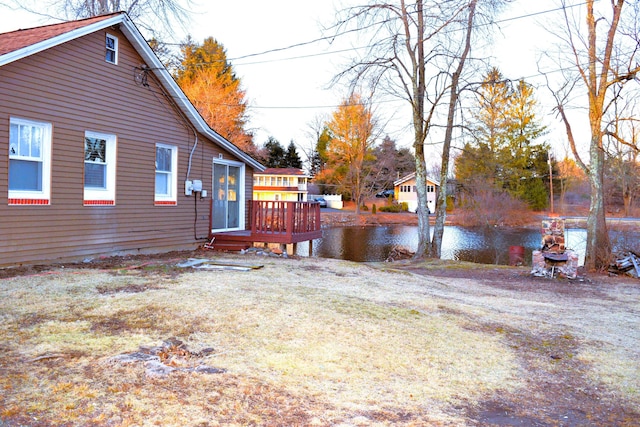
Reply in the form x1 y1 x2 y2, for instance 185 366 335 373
8 117 52 205
84 131 116 205
106 34 118 64
155 143 177 205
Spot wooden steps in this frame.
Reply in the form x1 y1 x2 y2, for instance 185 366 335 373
205 232 252 252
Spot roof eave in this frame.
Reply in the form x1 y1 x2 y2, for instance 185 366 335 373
0 15 125 67
0 13 265 172
394 172 440 187
117 19 264 171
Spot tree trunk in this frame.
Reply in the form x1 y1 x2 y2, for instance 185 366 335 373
412 0 431 259
584 137 611 270
623 191 631 218
431 0 477 258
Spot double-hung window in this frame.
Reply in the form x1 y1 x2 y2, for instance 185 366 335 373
8 117 52 205
105 34 118 64
84 131 116 205
155 143 177 205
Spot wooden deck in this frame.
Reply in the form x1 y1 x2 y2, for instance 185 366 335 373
208 201 322 251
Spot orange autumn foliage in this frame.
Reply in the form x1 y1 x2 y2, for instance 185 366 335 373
176 37 256 156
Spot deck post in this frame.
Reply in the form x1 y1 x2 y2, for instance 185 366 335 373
286 202 294 241
286 242 296 256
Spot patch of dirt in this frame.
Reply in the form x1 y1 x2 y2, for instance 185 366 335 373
389 259 640 426
466 324 637 426
398 259 637 298
321 211 421 227
96 282 164 294
0 249 204 280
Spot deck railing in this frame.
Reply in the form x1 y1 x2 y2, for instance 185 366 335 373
250 200 322 243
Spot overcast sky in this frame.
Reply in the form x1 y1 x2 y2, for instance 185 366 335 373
0 0 591 160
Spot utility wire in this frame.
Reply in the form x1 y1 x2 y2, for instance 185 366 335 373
174 0 595 68
165 1 603 111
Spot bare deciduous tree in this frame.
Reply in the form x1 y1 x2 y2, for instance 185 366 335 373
0 0 193 38
544 0 640 270
330 0 506 258
604 87 639 217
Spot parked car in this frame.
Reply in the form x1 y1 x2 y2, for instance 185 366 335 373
375 189 395 198
311 196 328 208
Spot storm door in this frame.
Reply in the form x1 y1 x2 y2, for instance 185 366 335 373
212 160 243 231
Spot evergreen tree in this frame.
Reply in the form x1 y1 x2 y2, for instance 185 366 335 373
502 80 549 208
310 127 331 177
284 141 303 169
370 136 415 191
455 68 548 209
396 147 416 177
262 137 286 168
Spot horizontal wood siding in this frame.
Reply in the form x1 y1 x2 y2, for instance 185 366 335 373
0 29 254 266
245 168 254 229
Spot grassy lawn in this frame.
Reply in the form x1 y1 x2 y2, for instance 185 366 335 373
1 253 638 426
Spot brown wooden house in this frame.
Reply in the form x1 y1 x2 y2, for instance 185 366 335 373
0 12 267 266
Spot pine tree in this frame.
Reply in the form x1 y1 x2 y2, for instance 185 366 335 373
455 68 548 209
284 141 303 169
262 137 286 168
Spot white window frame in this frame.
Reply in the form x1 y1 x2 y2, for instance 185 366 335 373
154 143 178 205
105 33 118 64
8 117 52 204
84 131 117 205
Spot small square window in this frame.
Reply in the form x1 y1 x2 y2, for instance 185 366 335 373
106 34 118 64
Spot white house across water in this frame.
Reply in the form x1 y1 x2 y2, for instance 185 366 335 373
394 172 440 214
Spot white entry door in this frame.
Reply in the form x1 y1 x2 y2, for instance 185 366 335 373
212 160 244 231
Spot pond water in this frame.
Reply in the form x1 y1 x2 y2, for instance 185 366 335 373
296 225 602 265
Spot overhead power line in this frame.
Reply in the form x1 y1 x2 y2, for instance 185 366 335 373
224 0 595 65
170 1 601 111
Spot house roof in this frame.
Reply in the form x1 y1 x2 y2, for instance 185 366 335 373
0 14 121 56
394 172 440 187
0 12 265 171
255 168 309 177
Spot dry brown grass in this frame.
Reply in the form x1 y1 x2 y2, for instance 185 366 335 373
1 253 638 426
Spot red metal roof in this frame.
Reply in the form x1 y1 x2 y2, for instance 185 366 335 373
0 13 122 56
